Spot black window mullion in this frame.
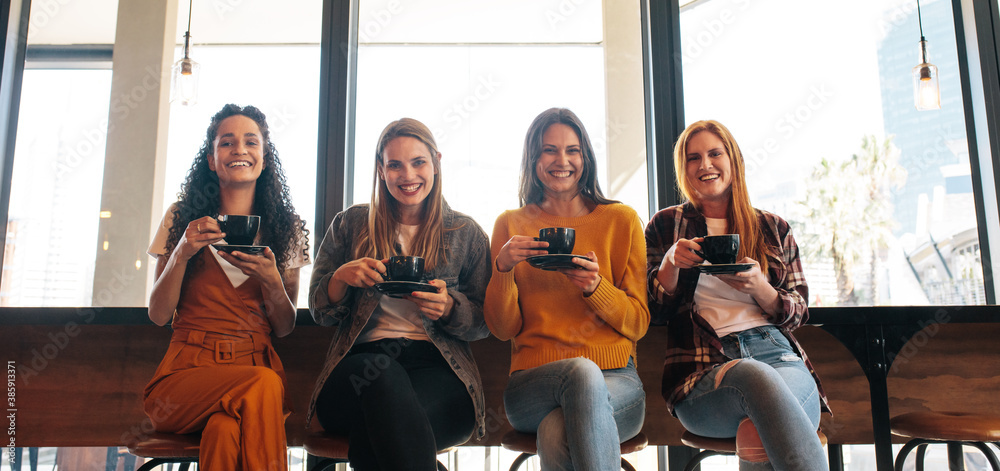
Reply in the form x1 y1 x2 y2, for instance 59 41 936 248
954 0 1000 304
642 0 684 219
316 0 357 242
0 0 30 279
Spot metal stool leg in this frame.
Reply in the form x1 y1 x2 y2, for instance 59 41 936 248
894 439 927 471
684 450 730 471
969 442 1000 471
135 458 198 471
507 453 532 471
947 442 966 471
916 443 928 471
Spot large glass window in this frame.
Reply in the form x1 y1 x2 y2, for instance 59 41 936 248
350 0 651 467
161 0 322 303
679 0 983 307
352 0 648 238
1 70 112 306
1 0 118 307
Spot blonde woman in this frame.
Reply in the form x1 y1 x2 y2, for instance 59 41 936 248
307 118 491 470
646 120 829 470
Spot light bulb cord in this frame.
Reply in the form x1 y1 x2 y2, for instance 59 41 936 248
916 0 925 40
182 0 193 59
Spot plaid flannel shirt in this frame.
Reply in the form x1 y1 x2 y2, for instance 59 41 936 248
644 202 830 415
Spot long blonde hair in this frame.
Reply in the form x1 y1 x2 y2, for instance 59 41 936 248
354 118 446 270
673 120 773 273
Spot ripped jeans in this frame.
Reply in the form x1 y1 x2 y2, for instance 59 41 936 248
674 326 826 471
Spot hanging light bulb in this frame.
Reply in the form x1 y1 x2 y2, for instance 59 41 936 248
912 0 940 110
171 0 200 106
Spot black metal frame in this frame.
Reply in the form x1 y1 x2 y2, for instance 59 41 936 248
316 0 358 240
0 0 29 276
953 0 999 304
641 0 685 219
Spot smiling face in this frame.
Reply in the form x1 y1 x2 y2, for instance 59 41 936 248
379 136 438 215
684 130 733 205
208 115 265 187
535 123 584 199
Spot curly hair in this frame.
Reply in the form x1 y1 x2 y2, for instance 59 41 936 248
164 104 308 273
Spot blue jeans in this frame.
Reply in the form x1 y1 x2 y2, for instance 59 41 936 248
674 326 826 471
504 357 645 471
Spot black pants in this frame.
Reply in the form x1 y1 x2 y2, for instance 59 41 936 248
315 339 475 471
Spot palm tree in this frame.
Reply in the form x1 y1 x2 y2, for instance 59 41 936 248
795 135 906 306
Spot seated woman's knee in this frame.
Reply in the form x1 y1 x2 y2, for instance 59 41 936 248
562 357 605 389
722 359 787 396
246 367 282 388
344 353 408 392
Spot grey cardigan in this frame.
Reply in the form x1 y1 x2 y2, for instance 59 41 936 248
306 203 492 438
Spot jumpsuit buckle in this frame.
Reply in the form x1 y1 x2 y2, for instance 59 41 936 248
214 340 236 363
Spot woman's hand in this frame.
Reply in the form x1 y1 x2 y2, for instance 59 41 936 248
176 216 226 261
324 257 386 305
407 279 454 321
495 235 548 272
333 257 388 288
713 257 781 313
217 246 281 283
559 251 602 295
661 237 705 271
654 237 705 297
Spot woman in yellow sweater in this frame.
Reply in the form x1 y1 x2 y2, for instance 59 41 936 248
484 108 650 470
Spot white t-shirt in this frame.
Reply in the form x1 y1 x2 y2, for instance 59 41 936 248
148 204 310 288
693 217 770 337
355 223 431 343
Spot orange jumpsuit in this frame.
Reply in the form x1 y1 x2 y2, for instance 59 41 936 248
144 249 289 471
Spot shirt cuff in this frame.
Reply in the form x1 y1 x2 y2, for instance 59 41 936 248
652 276 673 302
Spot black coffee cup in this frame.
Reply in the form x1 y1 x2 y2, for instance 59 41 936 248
386 255 425 282
218 215 260 246
695 234 740 264
535 227 575 255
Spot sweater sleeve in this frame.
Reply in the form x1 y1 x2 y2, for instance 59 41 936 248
483 212 523 341
583 208 650 342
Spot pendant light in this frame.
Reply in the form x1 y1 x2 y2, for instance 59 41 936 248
171 0 200 106
912 0 940 110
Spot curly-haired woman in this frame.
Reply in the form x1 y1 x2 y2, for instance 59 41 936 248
143 104 309 471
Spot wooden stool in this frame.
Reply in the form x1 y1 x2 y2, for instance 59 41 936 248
500 430 647 471
680 429 828 471
891 411 1000 471
303 431 452 471
302 432 350 471
125 432 200 471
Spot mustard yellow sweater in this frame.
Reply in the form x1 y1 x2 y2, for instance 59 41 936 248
484 203 650 373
